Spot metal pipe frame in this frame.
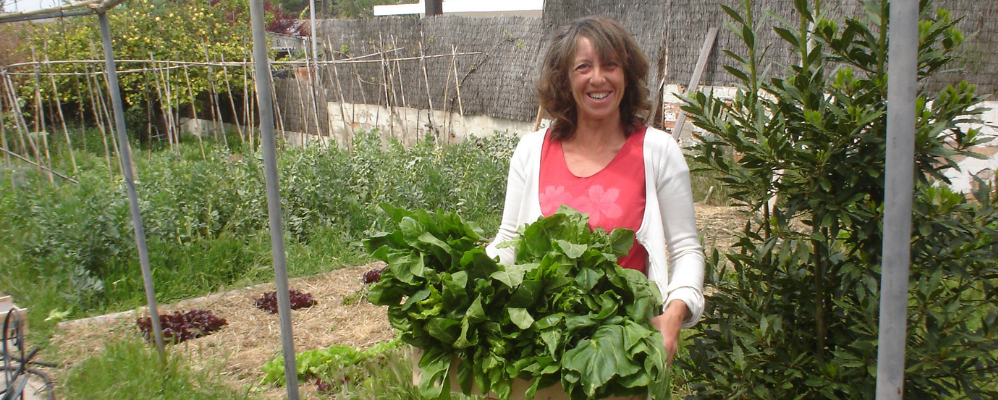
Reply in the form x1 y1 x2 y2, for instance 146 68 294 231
97 11 166 356
876 0 919 398
248 0 300 398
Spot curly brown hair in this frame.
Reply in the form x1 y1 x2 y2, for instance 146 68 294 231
536 16 651 140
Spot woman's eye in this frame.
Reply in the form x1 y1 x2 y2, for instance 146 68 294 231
574 63 591 72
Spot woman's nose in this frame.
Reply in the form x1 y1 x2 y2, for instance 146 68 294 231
591 66 607 84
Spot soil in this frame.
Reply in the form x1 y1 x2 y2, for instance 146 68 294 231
46 204 747 399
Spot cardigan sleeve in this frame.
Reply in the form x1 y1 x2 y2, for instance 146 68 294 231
654 136 706 328
485 136 531 265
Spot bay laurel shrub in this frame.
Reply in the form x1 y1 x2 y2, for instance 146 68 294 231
0 130 514 329
680 0 998 398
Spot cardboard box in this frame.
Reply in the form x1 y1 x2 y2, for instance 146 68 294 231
411 349 647 400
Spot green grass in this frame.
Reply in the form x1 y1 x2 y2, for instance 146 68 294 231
58 335 259 400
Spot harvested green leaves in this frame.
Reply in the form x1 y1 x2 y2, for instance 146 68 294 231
365 205 670 400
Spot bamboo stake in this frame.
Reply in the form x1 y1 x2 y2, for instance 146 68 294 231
219 54 245 144
441 48 453 144
202 43 226 145
418 39 434 137
328 48 352 148
243 59 252 149
158 59 180 151
377 32 394 139
44 52 78 175
390 35 409 141
182 65 207 160
303 42 322 139
0 79 10 168
1 75 27 154
293 68 308 144
267 68 286 142
162 61 179 148
71 65 88 152
3 74 32 156
82 62 114 178
31 47 54 183
0 147 77 183
450 45 464 117
149 54 175 153
4 71 45 180
94 62 123 175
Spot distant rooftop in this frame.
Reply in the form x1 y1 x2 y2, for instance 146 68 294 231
373 0 543 18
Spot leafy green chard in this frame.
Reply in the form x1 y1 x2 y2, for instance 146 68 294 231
365 204 671 400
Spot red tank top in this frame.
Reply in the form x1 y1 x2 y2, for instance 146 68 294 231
538 127 648 274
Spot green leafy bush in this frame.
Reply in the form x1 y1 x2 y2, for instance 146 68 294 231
679 0 998 398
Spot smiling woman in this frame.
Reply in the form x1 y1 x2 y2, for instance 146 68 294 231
486 15 705 368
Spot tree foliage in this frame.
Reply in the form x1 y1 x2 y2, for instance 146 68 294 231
680 0 998 398
21 0 253 109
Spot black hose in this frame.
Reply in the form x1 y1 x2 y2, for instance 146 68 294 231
0 350 59 368
0 365 56 400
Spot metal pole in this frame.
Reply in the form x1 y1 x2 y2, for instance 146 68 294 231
249 0 300 398
310 0 318 62
876 0 919 398
97 12 165 357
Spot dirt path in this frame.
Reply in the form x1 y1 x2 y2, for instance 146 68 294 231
48 205 747 399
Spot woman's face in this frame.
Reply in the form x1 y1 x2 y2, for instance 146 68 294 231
569 36 625 125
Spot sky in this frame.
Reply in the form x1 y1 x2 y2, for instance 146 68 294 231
2 0 64 13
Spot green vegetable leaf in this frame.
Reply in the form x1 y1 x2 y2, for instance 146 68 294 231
508 308 535 330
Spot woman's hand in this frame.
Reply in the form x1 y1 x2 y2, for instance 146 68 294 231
650 300 690 366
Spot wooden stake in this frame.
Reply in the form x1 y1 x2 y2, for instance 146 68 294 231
293 66 309 145
303 43 322 139
31 47 54 183
671 27 718 142
44 52 78 175
219 54 245 144
441 47 453 144
4 71 45 180
149 54 176 153
329 49 352 148
2 74 31 154
243 59 254 150
0 78 10 168
0 147 77 183
418 39 434 137
390 35 409 141
161 60 180 150
267 67 287 143
82 62 114 178
182 65 207 160
450 45 464 116
202 43 227 146
93 62 123 175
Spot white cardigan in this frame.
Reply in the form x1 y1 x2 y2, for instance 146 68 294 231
485 127 705 327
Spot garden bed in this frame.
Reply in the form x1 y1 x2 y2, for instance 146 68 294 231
50 264 395 399
45 204 745 399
